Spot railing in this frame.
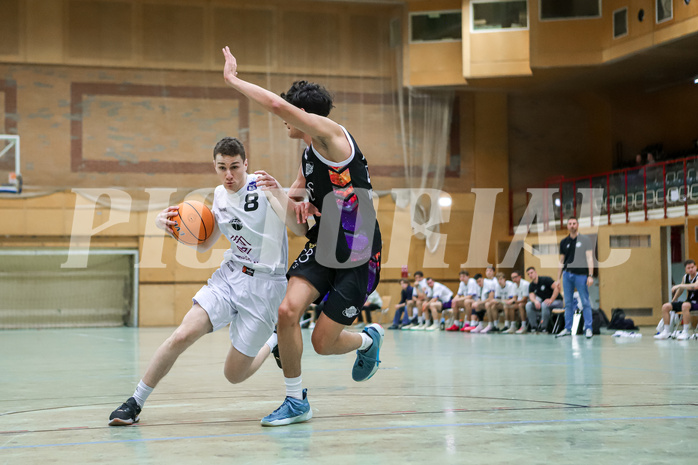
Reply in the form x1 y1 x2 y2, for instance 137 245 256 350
510 153 698 232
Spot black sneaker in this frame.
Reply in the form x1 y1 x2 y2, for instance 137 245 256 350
108 397 141 426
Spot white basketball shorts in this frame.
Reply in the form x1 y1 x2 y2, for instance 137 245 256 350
193 261 287 357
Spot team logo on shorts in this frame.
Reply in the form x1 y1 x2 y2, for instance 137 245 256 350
342 306 359 319
229 216 243 231
306 162 314 175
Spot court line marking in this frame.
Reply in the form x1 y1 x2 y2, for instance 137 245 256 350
2 415 697 450
2 401 696 434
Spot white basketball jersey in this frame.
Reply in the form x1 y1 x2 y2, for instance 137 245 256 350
212 174 288 275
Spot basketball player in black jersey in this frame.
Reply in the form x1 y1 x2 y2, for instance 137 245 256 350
222 46 384 426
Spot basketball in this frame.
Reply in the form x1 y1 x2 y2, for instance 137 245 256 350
171 200 215 246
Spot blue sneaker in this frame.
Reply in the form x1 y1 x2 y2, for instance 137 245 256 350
352 323 384 382
260 389 312 427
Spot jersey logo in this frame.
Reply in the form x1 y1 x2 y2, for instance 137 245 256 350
306 162 314 175
230 235 252 255
342 306 359 319
576 242 581 248
229 216 243 231
247 181 257 191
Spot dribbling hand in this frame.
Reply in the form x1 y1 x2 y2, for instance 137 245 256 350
156 206 179 235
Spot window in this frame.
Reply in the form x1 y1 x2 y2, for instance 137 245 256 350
656 0 673 23
540 0 601 20
613 8 628 39
531 243 558 255
610 235 651 248
471 1 528 32
409 10 462 43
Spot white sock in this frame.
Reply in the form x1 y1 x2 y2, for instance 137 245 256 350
133 380 154 408
265 332 278 351
504 320 511 327
684 324 691 333
359 332 373 351
470 319 477 327
285 376 303 400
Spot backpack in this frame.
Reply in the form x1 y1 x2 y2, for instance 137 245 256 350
575 309 604 335
608 308 638 330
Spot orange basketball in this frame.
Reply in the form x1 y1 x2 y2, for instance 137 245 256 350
171 200 215 246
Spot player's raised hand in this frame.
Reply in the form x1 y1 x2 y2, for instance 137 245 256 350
221 46 238 85
156 206 179 235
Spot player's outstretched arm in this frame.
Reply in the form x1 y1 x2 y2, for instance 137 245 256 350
221 47 348 162
254 170 309 237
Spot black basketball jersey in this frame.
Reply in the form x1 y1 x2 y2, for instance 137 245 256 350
683 273 698 301
301 126 382 265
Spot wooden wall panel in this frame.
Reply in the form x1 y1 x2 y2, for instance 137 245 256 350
0 0 21 57
26 0 63 63
213 7 274 69
349 15 390 75
279 11 341 72
597 223 664 325
142 3 205 65
508 91 613 191
67 0 133 61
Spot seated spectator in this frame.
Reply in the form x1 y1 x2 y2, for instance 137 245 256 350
646 152 656 165
357 289 382 326
460 273 485 332
388 279 414 330
482 272 517 334
511 270 530 334
525 266 562 333
414 277 453 331
403 271 428 330
655 259 698 340
446 270 470 331
470 267 497 333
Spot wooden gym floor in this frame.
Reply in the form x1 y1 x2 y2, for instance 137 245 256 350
1 325 697 464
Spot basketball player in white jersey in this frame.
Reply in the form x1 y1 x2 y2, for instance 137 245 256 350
109 137 306 426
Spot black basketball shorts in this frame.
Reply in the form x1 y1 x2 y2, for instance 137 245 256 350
287 241 381 326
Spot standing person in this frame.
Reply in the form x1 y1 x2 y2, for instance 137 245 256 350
388 278 414 330
222 47 383 426
525 267 562 334
655 259 698 340
555 217 595 339
108 137 305 426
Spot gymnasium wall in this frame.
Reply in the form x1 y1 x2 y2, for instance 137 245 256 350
2 0 696 326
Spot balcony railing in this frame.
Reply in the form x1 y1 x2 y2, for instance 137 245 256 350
510 154 698 232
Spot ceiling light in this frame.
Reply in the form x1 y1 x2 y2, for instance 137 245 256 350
438 196 452 207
